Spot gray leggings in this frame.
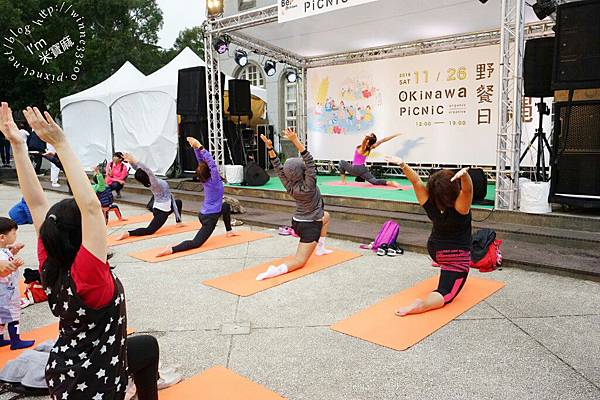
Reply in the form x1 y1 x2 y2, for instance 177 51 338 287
338 160 387 186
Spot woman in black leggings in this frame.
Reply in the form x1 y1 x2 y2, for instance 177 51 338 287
157 137 237 257
386 155 473 316
116 153 183 241
1 102 159 399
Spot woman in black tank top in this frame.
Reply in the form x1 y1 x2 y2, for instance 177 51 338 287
385 156 473 316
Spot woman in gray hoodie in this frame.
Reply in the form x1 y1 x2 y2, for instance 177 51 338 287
256 129 332 281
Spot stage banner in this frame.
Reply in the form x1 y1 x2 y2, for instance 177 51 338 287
278 0 379 23
307 45 550 166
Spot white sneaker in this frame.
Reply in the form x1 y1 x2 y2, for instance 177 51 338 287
157 366 182 390
52 182 61 188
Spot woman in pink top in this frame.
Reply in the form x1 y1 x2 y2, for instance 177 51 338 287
105 152 128 198
338 133 402 189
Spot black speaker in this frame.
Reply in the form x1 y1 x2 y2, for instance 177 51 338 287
468 168 488 202
257 125 274 170
179 114 208 172
550 100 600 208
429 168 488 203
177 67 206 117
553 0 600 90
244 162 270 186
524 37 555 98
228 79 251 116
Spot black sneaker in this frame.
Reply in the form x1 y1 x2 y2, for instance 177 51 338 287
386 243 404 257
376 243 388 256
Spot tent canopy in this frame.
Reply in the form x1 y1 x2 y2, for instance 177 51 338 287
60 61 146 109
238 0 542 58
59 61 147 168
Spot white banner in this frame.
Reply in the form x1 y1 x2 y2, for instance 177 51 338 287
307 45 550 166
278 0 379 23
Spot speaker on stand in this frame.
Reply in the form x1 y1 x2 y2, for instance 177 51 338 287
228 79 252 166
522 36 555 181
176 66 225 175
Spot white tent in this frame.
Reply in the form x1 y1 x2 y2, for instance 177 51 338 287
112 47 267 174
60 62 146 167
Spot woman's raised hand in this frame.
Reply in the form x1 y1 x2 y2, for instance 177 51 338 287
22 107 65 146
259 134 273 148
0 102 23 144
451 167 470 182
384 155 405 166
186 137 202 149
282 128 298 142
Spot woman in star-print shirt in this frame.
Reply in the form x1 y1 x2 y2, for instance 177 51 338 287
0 103 160 400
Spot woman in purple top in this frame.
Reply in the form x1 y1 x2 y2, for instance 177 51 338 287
338 133 402 189
157 137 238 257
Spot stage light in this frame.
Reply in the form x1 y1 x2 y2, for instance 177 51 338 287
214 36 229 54
285 68 298 83
532 0 557 20
478 0 489 3
235 50 248 67
207 0 224 18
264 60 277 77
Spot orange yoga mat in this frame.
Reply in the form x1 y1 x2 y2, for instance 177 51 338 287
331 276 505 351
159 366 285 399
107 213 153 228
107 221 202 247
128 231 272 262
203 248 361 296
0 324 135 368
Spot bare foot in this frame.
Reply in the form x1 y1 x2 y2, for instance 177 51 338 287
226 231 240 238
395 299 424 317
340 175 347 185
119 218 128 222
175 222 186 228
156 247 173 257
116 232 130 241
388 181 403 190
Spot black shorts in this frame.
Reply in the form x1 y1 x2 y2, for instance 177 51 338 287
292 220 323 243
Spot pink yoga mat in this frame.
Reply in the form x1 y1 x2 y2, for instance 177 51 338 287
325 181 412 191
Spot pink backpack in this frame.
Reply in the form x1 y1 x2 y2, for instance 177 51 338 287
371 220 400 251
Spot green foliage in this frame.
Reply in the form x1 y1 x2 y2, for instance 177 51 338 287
173 26 205 57
0 0 173 115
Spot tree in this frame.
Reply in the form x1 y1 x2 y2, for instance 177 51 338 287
0 0 170 115
172 26 205 57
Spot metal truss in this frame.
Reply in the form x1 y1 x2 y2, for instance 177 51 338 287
496 0 526 210
307 21 552 68
203 23 226 169
227 32 304 68
209 5 278 34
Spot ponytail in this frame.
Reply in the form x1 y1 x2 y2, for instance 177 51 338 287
39 199 82 289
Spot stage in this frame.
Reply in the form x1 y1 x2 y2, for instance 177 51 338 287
226 174 496 210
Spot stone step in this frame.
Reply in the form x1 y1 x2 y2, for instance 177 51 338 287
18 178 599 279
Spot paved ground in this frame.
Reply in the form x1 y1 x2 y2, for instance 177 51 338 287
1 184 599 400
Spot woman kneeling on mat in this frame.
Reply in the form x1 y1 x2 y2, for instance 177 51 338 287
339 133 402 189
116 153 183 241
157 137 238 257
0 103 160 399
256 129 332 281
385 156 473 316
